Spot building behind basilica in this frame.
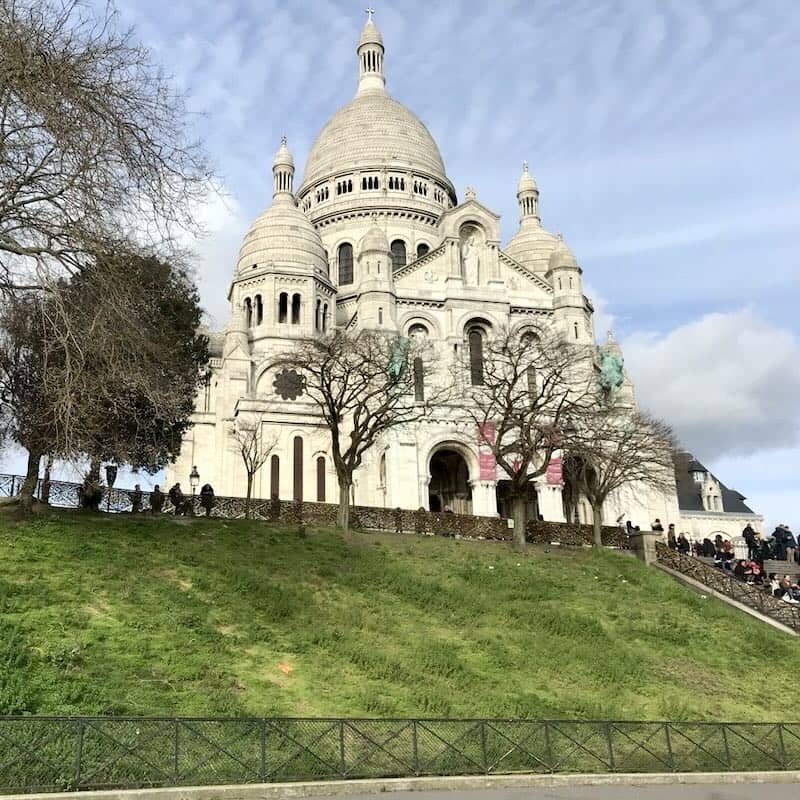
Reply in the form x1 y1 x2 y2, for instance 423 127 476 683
167 13 761 541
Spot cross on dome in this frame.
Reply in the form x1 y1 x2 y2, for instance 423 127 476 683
365 7 375 21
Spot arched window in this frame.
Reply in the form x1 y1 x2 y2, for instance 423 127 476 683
293 436 303 501
416 243 430 258
270 455 280 500
408 323 429 340
255 295 263 325
413 357 425 401
347 179 352 193
244 297 252 327
573 322 579 340
316 456 326 502
278 292 288 324
316 299 321 330
322 303 329 331
390 239 407 272
291 293 301 325
338 243 353 285
468 328 485 386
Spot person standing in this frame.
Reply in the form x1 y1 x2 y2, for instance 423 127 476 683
131 484 142 514
199 483 215 518
150 485 164 514
785 526 797 565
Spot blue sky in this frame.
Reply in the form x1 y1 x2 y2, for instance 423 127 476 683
3 0 799 528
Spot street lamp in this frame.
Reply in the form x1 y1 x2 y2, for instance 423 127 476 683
189 465 200 515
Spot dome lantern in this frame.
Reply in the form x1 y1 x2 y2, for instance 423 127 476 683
272 136 295 201
517 161 540 223
357 9 385 95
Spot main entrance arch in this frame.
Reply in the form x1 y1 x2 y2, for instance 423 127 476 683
428 447 472 514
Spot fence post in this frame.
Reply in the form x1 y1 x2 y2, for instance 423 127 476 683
543 721 554 773
479 720 488 773
604 722 615 771
9 475 16 496
259 719 267 781
73 719 85 788
173 719 180 784
338 720 346 778
412 720 419 776
664 723 675 772
721 724 731 770
778 724 787 770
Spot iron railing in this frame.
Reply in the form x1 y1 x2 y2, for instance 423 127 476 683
0 473 629 547
2 716 800 793
655 542 800 632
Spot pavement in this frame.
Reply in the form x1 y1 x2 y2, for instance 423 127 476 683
304 784 795 799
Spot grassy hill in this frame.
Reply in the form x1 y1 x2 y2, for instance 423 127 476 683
1 510 797 721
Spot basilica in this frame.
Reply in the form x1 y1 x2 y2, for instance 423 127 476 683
168 13 761 540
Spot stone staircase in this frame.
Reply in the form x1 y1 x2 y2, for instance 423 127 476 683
655 543 800 634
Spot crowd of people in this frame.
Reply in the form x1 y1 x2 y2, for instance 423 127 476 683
128 482 216 516
664 521 800 606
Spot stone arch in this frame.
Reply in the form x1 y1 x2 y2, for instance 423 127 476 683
425 439 477 515
398 310 443 340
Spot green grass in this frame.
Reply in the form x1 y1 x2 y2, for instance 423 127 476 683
1 510 797 721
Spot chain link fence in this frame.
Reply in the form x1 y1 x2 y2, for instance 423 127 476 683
2 717 800 793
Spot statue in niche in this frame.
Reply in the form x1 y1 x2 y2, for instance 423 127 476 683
459 227 481 285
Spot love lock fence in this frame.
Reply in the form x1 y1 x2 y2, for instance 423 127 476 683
1 716 800 794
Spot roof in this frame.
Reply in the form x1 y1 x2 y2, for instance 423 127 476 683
673 451 755 514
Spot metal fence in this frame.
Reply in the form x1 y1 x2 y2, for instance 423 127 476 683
0 473 630 547
655 542 800 632
2 716 800 793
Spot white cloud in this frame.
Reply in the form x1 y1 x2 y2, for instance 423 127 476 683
185 188 250 329
622 308 800 460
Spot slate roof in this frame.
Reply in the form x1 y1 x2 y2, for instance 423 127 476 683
673 451 755 514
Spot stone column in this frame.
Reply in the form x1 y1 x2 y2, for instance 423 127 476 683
629 531 662 565
470 479 497 517
535 481 566 522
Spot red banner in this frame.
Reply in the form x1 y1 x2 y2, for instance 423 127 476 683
546 455 563 485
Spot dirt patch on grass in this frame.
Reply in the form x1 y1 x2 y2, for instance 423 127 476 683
217 623 239 637
153 568 193 591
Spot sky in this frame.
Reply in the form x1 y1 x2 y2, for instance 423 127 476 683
2 0 799 528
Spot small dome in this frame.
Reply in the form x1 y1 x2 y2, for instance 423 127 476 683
548 237 579 270
359 223 389 254
359 16 383 48
273 136 294 169
504 223 560 273
517 162 537 194
237 201 327 277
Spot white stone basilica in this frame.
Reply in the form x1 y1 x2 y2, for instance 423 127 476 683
168 13 761 538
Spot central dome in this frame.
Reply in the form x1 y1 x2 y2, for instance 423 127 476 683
298 12 454 206
300 91 450 191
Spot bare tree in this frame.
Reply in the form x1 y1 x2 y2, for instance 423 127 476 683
562 409 677 547
0 0 211 294
278 329 447 531
459 324 595 549
228 413 277 520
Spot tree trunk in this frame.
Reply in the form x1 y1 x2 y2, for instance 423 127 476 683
511 492 527 550
17 447 43 514
592 503 604 548
245 473 253 520
337 477 352 532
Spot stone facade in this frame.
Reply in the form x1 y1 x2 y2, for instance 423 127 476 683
167 13 761 537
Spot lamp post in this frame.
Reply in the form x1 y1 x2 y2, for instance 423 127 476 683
189 465 200 516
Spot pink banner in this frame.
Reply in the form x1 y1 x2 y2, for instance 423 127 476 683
478 422 496 480
546 455 563 485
